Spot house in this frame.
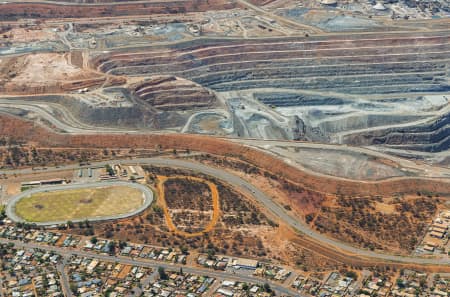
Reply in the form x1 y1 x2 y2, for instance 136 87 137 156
121 246 132 255
222 280 235 287
232 258 258 270
87 259 99 273
442 211 450 220
423 245 435 252
217 288 234 297
430 231 444 238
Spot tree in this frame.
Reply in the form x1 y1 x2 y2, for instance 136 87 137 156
158 267 168 280
263 283 272 293
90 237 98 244
206 248 215 260
180 246 189 255
0 208 6 220
119 241 127 249
105 164 115 176
107 241 116 255
105 230 113 238
345 271 358 280
70 283 78 294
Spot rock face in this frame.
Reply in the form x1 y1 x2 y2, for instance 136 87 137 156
97 34 450 95
93 32 450 153
131 76 217 111
4 94 153 128
343 113 450 153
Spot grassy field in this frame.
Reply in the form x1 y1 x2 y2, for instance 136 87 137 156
15 186 144 222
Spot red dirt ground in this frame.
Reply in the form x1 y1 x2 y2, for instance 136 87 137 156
1 114 448 198
0 0 240 19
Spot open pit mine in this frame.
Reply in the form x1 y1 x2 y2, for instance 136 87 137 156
1 27 449 162
1 0 450 290
0 0 449 220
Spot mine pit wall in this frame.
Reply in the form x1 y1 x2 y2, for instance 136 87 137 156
91 32 450 152
1 114 449 198
94 34 450 96
54 95 152 128
0 77 107 95
132 83 217 111
0 0 240 19
317 114 428 134
6 95 152 129
342 113 450 152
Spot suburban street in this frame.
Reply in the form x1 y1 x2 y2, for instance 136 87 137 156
1 157 450 267
0 238 302 296
57 257 73 297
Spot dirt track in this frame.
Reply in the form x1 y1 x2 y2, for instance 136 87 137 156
156 175 220 237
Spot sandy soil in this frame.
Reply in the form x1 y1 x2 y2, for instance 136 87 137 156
3 27 58 43
0 53 108 93
0 170 75 197
9 53 96 85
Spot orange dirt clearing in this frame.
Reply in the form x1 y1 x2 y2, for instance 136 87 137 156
156 175 220 237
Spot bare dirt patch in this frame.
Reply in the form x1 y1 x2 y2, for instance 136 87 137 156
80 199 93 204
34 204 44 210
0 53 108 94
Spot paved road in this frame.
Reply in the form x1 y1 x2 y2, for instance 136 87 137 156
236 0 322 33
6 181 153 226
232 139 450 179
0 278 4 297
0 238 301 296
1 157 450 266
0 99 128 134
57 258 73 297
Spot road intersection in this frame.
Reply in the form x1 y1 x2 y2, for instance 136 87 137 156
0 238 302 296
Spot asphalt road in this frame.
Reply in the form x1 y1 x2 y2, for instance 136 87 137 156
6 181 153 226
1 157 449 266
57 258 73 297
0 238 301 296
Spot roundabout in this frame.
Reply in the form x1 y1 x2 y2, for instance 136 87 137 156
6 181 154 226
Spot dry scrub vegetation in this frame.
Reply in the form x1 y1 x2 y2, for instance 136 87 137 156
312 195 442 253
0 141 167 169
67 165 283 262
163 177 214 234
186 154 448 255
